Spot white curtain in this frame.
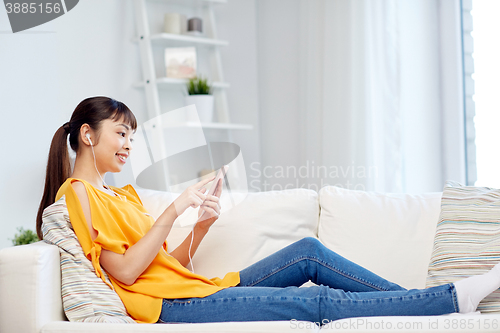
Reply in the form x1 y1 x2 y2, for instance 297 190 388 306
297 0 465 193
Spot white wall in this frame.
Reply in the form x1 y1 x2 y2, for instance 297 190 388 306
218 0 261 191
255 0 301 191
0 0 261 249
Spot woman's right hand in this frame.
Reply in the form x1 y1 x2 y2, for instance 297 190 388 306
170 176 216 217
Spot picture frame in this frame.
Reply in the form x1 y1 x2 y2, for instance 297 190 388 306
164 47 197 79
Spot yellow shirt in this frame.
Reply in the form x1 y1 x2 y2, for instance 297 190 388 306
56 178 240 323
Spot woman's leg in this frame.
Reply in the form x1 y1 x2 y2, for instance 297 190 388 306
158 283 458 324
238 237 405 292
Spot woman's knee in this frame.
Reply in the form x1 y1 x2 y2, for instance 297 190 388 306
296 237 323 252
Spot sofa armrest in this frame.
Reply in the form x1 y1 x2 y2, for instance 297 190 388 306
0 241 66 333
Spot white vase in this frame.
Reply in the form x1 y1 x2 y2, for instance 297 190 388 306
184 95 215 123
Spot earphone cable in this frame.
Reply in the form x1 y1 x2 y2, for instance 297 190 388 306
89 143 120 199
90 144 108 188
189 224 195 274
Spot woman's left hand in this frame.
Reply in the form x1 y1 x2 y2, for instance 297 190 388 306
196 178 222 230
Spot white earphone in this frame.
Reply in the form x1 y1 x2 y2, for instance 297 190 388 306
86 133 93 146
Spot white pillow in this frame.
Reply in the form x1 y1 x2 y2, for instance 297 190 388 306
318 186 442 289
136 188 320 279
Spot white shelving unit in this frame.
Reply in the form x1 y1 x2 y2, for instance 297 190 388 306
132 0 251 189
132 0 253 131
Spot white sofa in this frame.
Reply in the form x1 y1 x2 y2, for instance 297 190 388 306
1 186 500 333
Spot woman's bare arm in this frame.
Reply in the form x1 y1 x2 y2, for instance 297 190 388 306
71 175 214 285
72 181 179 285
169 224 209 267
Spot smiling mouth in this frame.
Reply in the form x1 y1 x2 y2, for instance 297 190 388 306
116 154 127 163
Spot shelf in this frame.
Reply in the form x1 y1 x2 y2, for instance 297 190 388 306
147 0 227 4
133 77 230 89
162 122 253 130
132 33 228 46
193 122 253 130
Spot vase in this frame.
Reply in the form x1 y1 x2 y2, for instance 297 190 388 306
184 95 215 123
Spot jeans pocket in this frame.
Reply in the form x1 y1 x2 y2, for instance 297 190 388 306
159 299 194 324
162 299 174 306
163 298 193 306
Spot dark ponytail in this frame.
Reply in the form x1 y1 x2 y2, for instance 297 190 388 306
36 125 71 239
36 96 137 239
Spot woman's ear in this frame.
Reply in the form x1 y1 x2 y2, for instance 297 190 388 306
80 124 92 146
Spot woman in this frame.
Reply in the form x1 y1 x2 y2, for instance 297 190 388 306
36 96 500 325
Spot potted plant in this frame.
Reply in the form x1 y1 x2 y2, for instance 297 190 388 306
11 227 39 246
184 76 215 123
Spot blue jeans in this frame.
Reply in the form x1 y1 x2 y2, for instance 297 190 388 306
158 237 459 324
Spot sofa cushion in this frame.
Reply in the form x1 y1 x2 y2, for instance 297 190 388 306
318 186 442 289
426 181 500 313
136 188 320 279
41 196 136 323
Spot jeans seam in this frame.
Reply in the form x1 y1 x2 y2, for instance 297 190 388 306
319 290 451 303
173 295 321 305
245 256 389 291
168 292 451 305
450 283 459 313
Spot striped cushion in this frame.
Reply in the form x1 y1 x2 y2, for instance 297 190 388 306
426 181 500 313
41 196 136 323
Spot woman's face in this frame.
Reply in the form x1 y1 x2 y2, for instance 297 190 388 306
92 117 134 174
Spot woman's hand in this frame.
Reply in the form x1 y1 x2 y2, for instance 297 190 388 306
170 176 215 217
196 178 223 230
168 177 223 266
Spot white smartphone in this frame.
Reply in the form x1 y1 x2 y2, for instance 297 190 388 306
198 165 228 220
178 165 229 227
206 165 228 196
